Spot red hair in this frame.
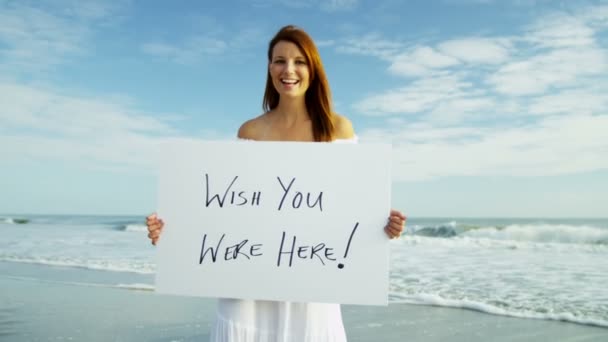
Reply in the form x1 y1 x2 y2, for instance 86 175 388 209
263 25 335 142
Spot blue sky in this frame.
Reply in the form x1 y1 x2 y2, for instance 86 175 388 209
1 0 607 217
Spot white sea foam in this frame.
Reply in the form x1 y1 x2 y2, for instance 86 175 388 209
122 224 148 232
395 234 608 253
0 255 155 274
6 276 155 292
115 283 155 291
390 293 608 328
389 233 608 330
461 224 608 245
1 218 15 224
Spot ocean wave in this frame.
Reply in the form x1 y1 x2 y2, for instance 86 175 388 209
115 283 155 291
409 223 608 245
1 217 29 224
6 276 155 292
115 224 148 232
462 224 608 245
390 293 608 328
396 235 608 254
0 256 155 274
0 215 145 226
410 224 461 237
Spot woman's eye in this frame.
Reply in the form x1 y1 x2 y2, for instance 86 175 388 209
296 60 306 65
274 60 285 64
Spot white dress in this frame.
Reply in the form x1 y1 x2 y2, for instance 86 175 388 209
209 137 357 342
209 299 347 342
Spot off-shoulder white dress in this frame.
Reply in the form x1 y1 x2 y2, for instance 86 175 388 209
209 137 357 342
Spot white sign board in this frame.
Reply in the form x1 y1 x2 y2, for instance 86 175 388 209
155 139 392 305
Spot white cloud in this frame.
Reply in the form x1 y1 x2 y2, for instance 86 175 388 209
0 81 180 169
346 2 608 181
581 4 608 29
341 36 511 78
360 124 481 145
320 0 359 12
443 0 494 4
354 75 476 115
141 37 228 65
528 87 608 116
443 0 557 6
0 1 122 72
141 27 265 65
427 97 497 124
485 8 607 95
271 0 316 8
488 46 608 95
338 3 608 97
316 39 336 47
360 114 608 181
0 5 84 69
389 46 460 77
438 38 512 64
525 13 596 48
229 27 267 50
336 33 405 60
249 0 358 11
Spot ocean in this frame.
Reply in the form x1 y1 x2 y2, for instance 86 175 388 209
1 215 607 329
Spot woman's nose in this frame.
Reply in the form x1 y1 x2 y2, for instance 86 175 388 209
285 61 296 73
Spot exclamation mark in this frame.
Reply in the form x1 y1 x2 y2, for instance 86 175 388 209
338 222 359 269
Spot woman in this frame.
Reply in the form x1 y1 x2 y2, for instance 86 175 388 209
146 25 406 342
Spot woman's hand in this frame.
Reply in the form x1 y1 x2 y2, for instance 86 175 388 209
385 209 406 239
146 213 164 246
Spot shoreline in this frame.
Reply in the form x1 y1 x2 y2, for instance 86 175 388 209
2 261 608 341
2 260 607 329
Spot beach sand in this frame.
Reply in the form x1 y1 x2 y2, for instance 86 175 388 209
2 262 607 342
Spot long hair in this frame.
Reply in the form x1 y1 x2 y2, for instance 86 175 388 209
263 25 335 142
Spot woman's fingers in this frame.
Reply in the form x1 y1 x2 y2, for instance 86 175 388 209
385 210 407 239
389 216 403 225
388 223 402 236
389 216 405 230
147 221 163 232
389 220 403 231
146 213 157 224
384 221 401 237
390 209 406 220
384 225 400 239
146 217 164 231
146 213 164 245
148 226 163 245
148 226 163 235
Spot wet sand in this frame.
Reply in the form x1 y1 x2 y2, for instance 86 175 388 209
1 262 607 341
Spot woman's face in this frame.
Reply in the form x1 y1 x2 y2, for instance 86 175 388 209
269 40 310 99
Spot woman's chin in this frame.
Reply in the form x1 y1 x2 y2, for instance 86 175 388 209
278 90 305 99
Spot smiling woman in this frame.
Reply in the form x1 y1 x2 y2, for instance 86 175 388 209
258 25 335 142
235 25 340 143
145 24 407 342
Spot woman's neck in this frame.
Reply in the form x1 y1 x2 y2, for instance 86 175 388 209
273 97 309 127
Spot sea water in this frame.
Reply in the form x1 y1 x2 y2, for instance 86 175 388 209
1 215 606 328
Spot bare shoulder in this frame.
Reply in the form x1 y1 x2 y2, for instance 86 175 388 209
333 113 355 140
237 113 268 140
